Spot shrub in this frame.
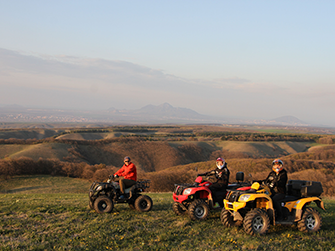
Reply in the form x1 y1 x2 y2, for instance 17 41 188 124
93 169 110 182
143 169 197 192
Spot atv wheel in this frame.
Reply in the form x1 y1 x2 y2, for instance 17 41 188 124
188 200 209 221
220 209 242 227
128 201 136 210
243 209 270 235
89 200 94 210
93 196 114 214
297 208 322 233
172 202 186 216
134 195 153 212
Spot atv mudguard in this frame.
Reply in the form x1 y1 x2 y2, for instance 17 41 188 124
173 186 213 203
291 197 325 221
89 181 116 200
224 191 275 223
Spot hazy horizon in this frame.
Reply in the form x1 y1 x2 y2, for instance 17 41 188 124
1 1 335 126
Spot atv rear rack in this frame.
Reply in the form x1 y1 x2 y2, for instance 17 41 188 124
136 179 151 189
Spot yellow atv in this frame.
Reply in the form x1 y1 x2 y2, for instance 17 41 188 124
221 179 325 235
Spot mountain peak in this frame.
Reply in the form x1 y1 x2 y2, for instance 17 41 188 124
159 102 173 108
270 116 309 126
135 103 203 120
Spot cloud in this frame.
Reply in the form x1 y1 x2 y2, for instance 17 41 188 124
1 48 334 125
0 48 315 98
1 48 219 102
213 77 251 85
0 48 210 109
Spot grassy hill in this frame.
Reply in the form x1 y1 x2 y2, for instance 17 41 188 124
217 141 309 157
0 129 62 139
0 144 32 158
0 140 313 169
0 176 334 251
56 132 113 140
1 125 335 197
55 131 159 140
6 143 73 160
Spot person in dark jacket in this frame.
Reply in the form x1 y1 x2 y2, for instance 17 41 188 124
263 159 288 221
198 157 230 207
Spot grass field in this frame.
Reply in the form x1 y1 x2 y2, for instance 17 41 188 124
1 176 334 250
0 140 315 164
5 143 72 160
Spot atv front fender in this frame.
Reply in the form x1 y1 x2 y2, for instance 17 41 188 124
173 193 189 203
224 200 246 211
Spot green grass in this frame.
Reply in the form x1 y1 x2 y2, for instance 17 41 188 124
0 175 90 194
1 176 335 250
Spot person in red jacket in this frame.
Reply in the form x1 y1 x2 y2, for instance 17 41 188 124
114 156 137 198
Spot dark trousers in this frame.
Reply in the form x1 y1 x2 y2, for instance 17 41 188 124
272 193 285 219
209 183 227 207
119 178 136 194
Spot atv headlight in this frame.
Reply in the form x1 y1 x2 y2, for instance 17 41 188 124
183 188 192 195
96 185 103 192
239 194 251 202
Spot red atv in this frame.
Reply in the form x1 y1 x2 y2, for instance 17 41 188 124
173 171 249 220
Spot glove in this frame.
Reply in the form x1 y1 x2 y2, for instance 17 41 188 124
114 174 119 178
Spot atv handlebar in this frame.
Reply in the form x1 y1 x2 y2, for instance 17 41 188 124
197 170 215 177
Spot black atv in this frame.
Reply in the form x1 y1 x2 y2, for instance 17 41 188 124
89 176 152 214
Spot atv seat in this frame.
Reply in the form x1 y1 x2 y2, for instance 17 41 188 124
124 187 133 194
124 184 140 195
281 195 300 202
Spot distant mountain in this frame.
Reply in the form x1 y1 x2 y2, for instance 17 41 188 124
268 116 309 126
221 115 311 127
0 103 214 124
0 103 314 127
135 103 203 118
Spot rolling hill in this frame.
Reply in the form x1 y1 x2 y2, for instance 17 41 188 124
0 140 311 172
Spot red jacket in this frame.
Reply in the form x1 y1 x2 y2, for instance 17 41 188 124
114 162 137 181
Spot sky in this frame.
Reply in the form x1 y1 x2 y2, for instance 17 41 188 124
0 1 335 126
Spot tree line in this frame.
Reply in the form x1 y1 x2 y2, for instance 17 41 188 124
1 133 334 145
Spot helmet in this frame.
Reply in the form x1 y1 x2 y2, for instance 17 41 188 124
272 159 283 173
124 156 131 162
216 157 225 169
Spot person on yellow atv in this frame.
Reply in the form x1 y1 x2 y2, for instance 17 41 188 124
197 157 230 207
261 159 288 221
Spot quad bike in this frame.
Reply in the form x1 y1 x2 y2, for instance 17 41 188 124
172 172 249 220
221 179 325 235
89 176 153 214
